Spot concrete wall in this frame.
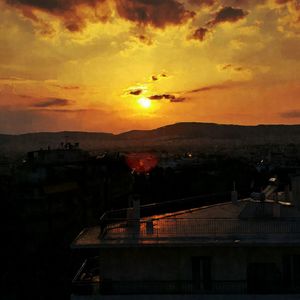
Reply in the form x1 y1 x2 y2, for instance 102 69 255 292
98 246 300 282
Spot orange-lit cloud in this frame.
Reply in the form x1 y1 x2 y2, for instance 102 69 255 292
115 0 195 28
191 6 248 42
5 0 196 32
6 0 111 31
0 0 299 134
149 94 185 103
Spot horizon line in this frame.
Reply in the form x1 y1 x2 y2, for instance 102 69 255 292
2 121 300 136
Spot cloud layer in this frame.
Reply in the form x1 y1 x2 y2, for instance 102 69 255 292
149 94 185 102
192 6 248 42
31 98 73 108
5 0 196 32
207 6 248 27
115 0 195 28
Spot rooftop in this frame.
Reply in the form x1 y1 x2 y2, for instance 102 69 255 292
72 199 300 248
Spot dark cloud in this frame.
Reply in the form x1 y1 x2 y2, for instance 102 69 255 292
6 0 99 12
6 0 195 31
191 27 208 41
137 34 153 45
129 89 143 96
234 66 244 71
207 6 248 27
115 0 196 28
175 81 244 97
173 81 240 95
189 6 247 43
32 98 73 107
18 94 32 99
149 94 176 100
170 97 185 102
221 64 244 71
280 110 300 119
188 0 214 6
5 0 110 32
276 0 292 4
52 84 80 90
187 84 230 94
149 94 185 102
151 73 168 81
220 0 291 9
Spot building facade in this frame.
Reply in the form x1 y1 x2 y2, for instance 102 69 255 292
71 196 300 299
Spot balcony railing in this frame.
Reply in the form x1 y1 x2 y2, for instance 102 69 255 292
73 277 300 295
99 280 248 294
72 258 100 295
99 217 300 241
73 278 247 295
72 261 300 295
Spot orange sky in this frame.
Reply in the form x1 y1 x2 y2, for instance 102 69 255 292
0 0 299 133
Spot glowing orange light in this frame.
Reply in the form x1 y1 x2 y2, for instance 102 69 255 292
125 153 158 173
138 97 151 109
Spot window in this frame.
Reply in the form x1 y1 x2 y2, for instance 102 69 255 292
191 256 212 291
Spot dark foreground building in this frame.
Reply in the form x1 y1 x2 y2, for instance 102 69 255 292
71 178 300 299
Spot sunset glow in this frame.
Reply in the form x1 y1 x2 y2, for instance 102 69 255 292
0 0 299 133
138 97 151 109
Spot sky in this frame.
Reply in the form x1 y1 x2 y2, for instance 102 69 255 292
0 0 299 134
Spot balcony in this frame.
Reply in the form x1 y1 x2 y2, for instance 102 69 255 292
73 275 247 295
72 257 100 295
99 280 248 295
73 278 300 295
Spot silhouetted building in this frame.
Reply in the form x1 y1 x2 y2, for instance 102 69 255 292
71 184 300 299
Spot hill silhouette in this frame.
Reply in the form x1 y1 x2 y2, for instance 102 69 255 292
1 122 300 154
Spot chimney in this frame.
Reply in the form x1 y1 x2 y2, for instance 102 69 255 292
127 195 140 234
291 176 300 209
231 181 238 204
132 197 140 220
146 219 154 235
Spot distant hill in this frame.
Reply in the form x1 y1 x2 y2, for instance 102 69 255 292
2 122 300 155
118 122 300 141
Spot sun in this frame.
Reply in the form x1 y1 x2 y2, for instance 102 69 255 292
138 97 152 109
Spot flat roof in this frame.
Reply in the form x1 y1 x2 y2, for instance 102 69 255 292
72 200 300 249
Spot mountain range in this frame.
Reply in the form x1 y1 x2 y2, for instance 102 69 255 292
1 122 300 155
